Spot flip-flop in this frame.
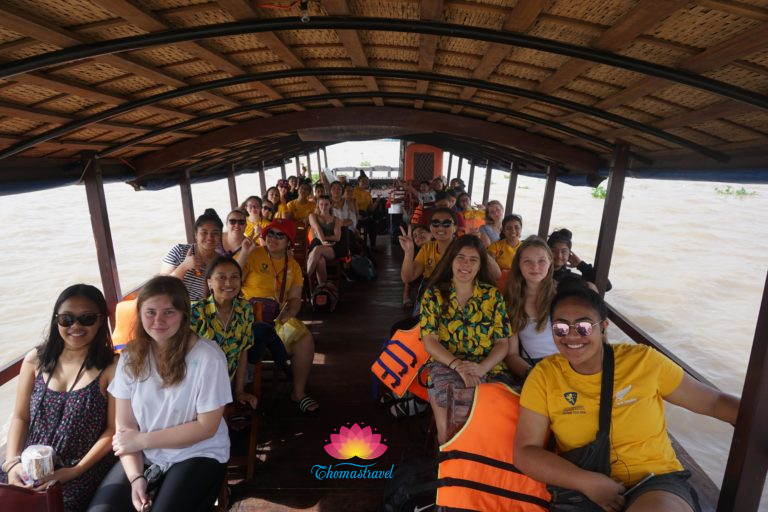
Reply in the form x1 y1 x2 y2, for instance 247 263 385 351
295 396 320 417
377 390 397 406
388 397 428 419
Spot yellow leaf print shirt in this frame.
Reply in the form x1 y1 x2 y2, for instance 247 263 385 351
420 282 511 375
191 295 254 381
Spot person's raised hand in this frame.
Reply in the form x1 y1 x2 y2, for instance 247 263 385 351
398 225 414 253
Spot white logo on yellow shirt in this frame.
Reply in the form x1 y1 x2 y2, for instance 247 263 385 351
615 385 637 406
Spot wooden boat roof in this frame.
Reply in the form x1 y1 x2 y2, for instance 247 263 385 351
0 0 767 193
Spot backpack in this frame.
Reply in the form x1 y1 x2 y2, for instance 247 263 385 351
348 255 378 281
379 455 437 512
311 282 338 313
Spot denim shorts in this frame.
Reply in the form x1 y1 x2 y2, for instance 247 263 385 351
625 470 700 512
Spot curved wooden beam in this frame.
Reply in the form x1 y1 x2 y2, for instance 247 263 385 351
134 107 603 176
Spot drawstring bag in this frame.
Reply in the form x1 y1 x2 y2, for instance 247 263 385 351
311 282 339 313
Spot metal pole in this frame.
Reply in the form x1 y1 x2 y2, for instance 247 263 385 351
593 141 629 295
447 153 453 182
83 156 122 324
179 169 195 244
280 161 286 180
467 159 476 199
457 157 463 180
482 160 493 204
258 161 267 197
718 271 768 512
227 164 238 210
537 165 557 239
505 161 518 214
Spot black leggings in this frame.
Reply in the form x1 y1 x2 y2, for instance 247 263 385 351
87 457 226 512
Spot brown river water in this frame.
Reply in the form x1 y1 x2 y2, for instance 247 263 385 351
1 141 766 507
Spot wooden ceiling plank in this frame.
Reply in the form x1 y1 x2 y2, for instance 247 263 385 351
680 21 768 73
696 0 768 21
0 37 36 54
653 100 754 129
0 101 152 134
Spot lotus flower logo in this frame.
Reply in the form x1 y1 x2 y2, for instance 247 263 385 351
324 423 387 459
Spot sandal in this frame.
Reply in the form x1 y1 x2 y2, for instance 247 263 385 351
294 396 320 417
388 397 428 419
377 390 397 407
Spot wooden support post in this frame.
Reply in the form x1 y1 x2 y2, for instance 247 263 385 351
295 156 301 177
258 161 267 197
505 162 518 214
593 141 629 295
399 140 406 179
280 161 286 180
457 157 463 180
482 160 493 204
227 164 238 210
718 271 768 512
83 156 121 324
537 165 558 239
323 147 329 168
305 153 312 177
316 149 322 172
447 153 453 182
179 169 195 244
468 159 476 198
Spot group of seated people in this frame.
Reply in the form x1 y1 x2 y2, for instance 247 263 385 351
1 173 741 512
393 177 739 511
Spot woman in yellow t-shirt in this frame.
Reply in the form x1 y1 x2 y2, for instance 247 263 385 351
487 213 523 271
242 195 263 239
237 219 320 417
515 283 739 512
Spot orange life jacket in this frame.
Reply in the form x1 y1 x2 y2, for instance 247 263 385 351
371 325 429 401
437 382 551 511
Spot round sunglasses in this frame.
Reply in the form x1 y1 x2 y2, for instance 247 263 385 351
551 321 601 337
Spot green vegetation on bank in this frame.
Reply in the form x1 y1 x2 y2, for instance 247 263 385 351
715 186 757 197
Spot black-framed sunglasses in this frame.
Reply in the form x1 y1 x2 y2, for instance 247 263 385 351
430 219 454 228
55 313 102 327
265 230 287 240
551 321 601 337
228 219 246 226
262 206 274 212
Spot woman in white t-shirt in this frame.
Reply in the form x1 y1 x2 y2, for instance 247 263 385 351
88 276 231 512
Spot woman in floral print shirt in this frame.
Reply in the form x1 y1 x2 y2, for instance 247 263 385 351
420 235 512 444
191 256 257 409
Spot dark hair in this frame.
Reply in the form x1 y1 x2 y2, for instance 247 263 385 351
37 284 114 373
125 276 192 387
206 256 243 280
428 207 458 225
425 235 492 307
550 279 607 321
434 191 449 202
227 209 246 222
502 213 523 230
456 192 471 210
330 180 345 193
195 208 223 231
547 228 573 249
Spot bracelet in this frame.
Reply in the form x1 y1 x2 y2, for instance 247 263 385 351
447 357 460 370
2 456 21 473
3 460 21 474
130 474 147 485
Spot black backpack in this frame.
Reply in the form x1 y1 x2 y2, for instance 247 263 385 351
311 282 339 313
348 255 378 281
379 455 437 512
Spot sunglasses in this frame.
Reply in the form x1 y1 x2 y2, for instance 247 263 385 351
430 219 454 228
262 206 274 212
551 321 601 337
55 313 102 327
228 219 246 226
265 230 287 240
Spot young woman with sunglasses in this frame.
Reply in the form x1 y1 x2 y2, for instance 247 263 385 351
515 282 740 512
2 285 116 512
399 208 459 286
487 214 523 271
307 195 344 286
237 220 320 417
504 236 558 380
222 209 248 257
419 235 512 444
191 256 258 409
89 276 231 512
160 208 223 301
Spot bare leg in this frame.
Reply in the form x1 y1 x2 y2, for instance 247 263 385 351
429 393 449 445
627 491 693 512
289 333 319 412
307 247 320 278
316 255 328 284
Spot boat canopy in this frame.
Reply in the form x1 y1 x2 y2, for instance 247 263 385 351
0 1 766 195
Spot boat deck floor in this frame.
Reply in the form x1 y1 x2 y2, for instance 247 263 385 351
227 240 430 511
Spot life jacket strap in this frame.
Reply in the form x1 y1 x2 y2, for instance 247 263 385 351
437 477 550 510
438 449 523 475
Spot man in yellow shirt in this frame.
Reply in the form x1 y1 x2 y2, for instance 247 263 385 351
352 171 378 250
285 182 315 224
